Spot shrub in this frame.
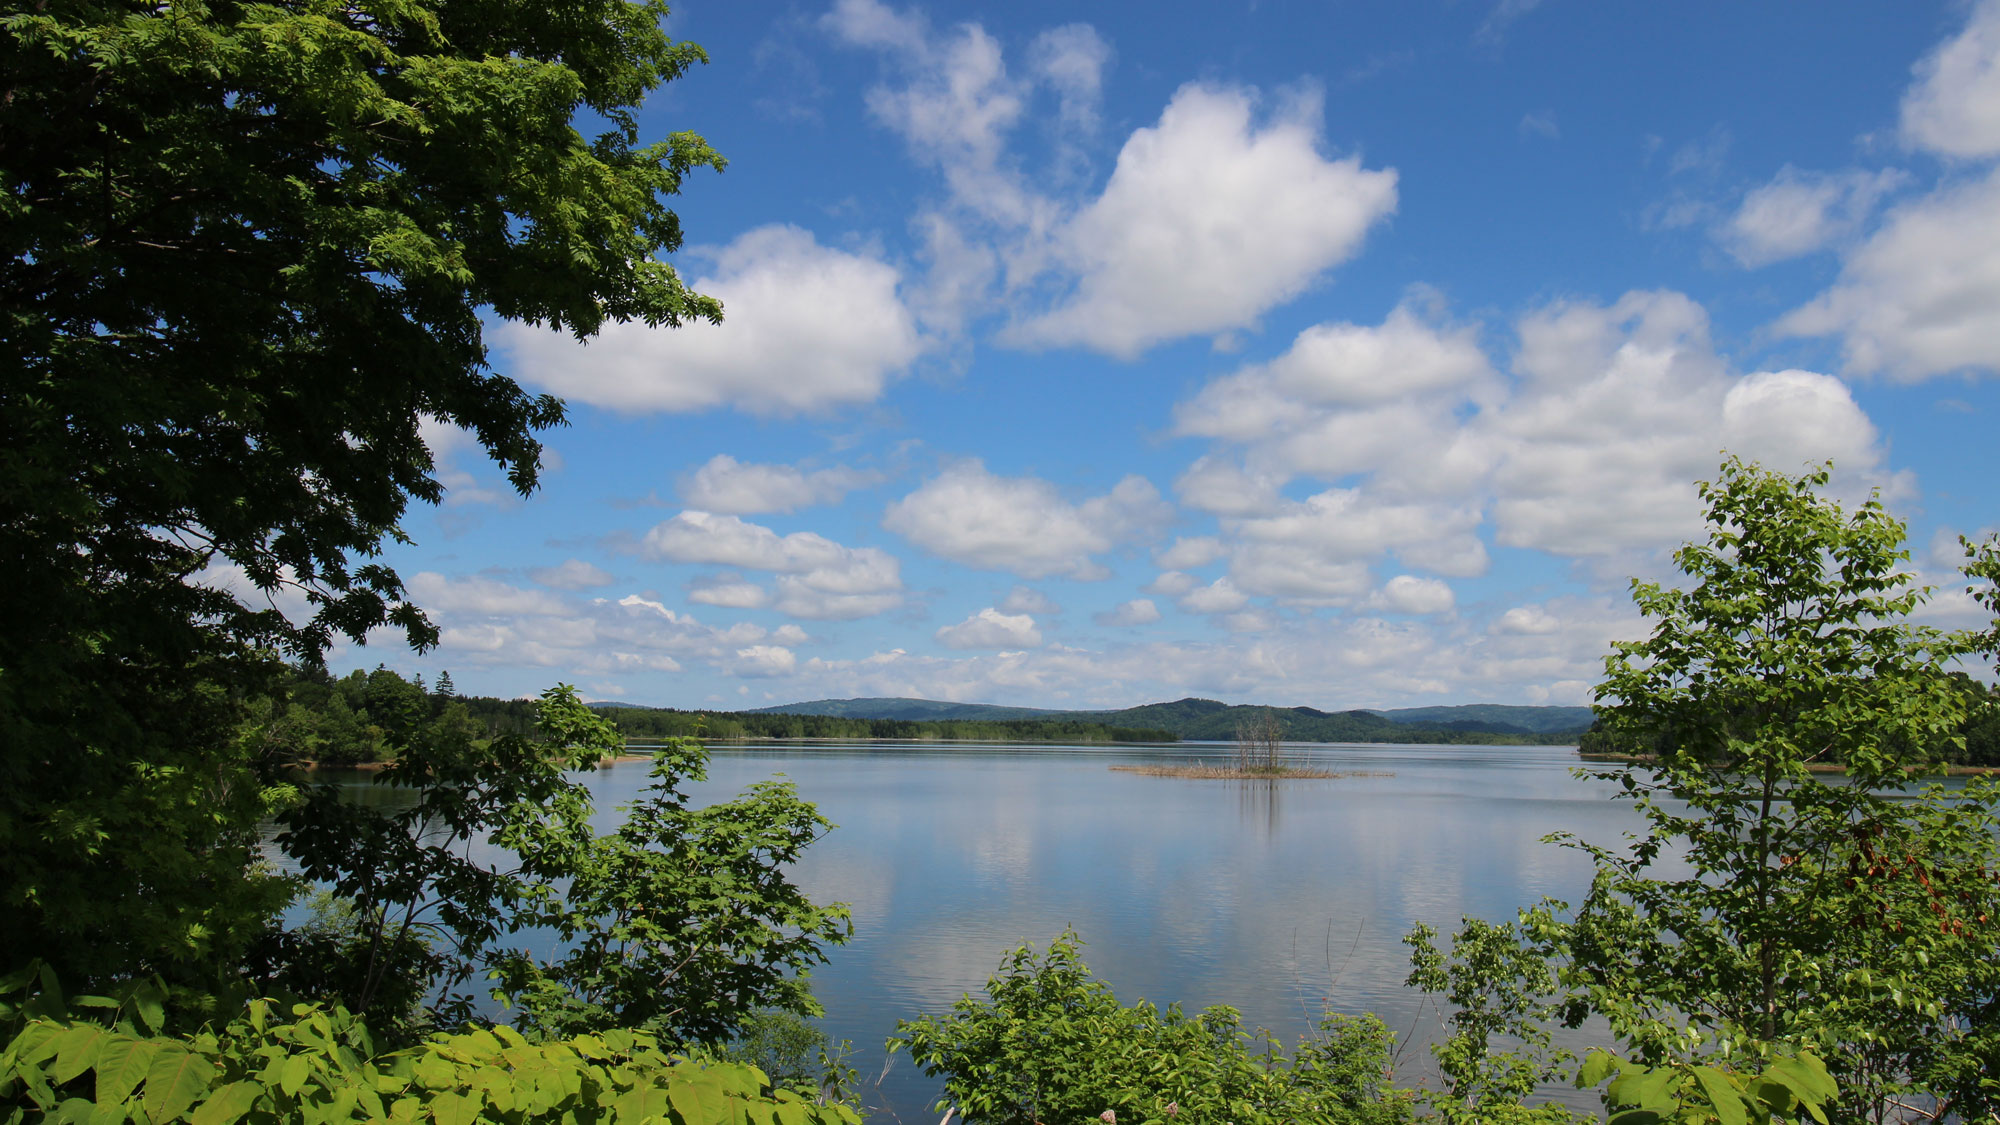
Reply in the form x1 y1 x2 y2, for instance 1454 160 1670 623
891 929 1411 1125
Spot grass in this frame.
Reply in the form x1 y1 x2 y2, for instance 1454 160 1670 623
1110 763 1392 780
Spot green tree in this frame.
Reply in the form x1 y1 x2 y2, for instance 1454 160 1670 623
1414 459 2000 1122
274 687 848 1050
1 0 721 998
893 930 1412 1125
492 732 852 1046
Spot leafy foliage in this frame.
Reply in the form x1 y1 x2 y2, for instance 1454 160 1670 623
0 981 860 1125
709 1008 859 1111
488 730 852 1044
892 929 1412 1125
1 0 719 1001
1402 914 1586 1124
1576 1048 1837 1125
271 685 848 1048
1412 459 2000 1123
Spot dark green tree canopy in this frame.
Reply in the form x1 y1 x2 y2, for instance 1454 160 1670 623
1 0 720 989
3 0 721 656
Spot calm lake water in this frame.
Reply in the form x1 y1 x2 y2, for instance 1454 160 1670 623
293 740 1670 1121
607 740 1647 1121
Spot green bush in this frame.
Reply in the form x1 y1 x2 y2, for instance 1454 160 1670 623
0 981 859 1125
891 930 1412 1125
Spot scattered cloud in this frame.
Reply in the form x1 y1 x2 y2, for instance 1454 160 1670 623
687 574 772 610
998 585 1060 614
1668 126 1732 178
1492 605 1563 635
1780 166 2000 380
732 645 799 677
1370 575 1456 615
1155 536 1227 570
1159 288 1899 623
641 511 904 619
1477 0 1547 47
1026 24 1113 131
1094 599 1161 627
1174 457 1286 517
498 225 922 415
529 559 615 590
420 418 514 507
679 454 883 514
884 461 1172 578
406 573 570 618
1177 577 1252 615
1484 291 1890 557
1010 83 1398 357
1718 166 1909 266
1519 111 1559 140
936 607 1044 649
1900 0 2000 158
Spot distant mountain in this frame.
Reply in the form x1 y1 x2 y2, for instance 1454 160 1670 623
748 696 1584 745
1368 704 1594 734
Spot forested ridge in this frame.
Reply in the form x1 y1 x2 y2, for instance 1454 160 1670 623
244 664 1177 763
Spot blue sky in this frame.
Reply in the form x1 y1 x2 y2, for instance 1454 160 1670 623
314 0 2000 710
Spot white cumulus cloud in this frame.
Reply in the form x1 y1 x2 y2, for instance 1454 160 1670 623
679 454 882 514
498 225 922 415
641 511 903 620
936 607 1044 649
1718 166 1908 266
733 645 799 678
1779 167 2000 380
1177 577 1252 615
687 574 772 610
1492 606 1563 635
1012 83 1398 357
884 461 1172 578
1901 0 2000 158
1371 575 1456 615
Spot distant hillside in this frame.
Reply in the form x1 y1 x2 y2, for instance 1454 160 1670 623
585 702 1173 744
747 697 1063 721
1370 704 1594 735
749 696 1584 745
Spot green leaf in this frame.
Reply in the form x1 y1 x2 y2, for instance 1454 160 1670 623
94 1037 157 1106
1577 1048 1619 1088
667 1074 718 1124
613 1082 674 1122
188 1081 261 1125
130 983 167 1037
426 1089 479 1125
143 1045 215 1123
279 1054 312 1098
51 1025 109 1085
1690 1066 1746 1125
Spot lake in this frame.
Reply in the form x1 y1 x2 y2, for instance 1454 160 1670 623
590 739 1651 1121
288 739 1669 1120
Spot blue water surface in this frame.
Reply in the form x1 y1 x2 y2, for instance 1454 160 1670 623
590 740 1649 1122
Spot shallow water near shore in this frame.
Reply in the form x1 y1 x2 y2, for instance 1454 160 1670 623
293 739 1691 1120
